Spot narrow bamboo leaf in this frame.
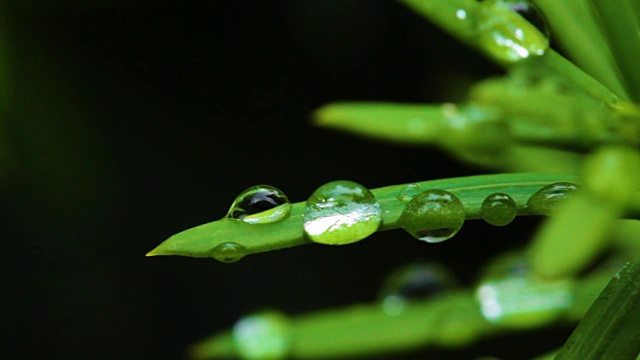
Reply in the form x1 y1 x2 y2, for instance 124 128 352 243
528 193 618 279
315 102 580 172
554 258 640 360
400 0 549 64
399 0 623 107
147 173 577 259
313 102 450 145
529 146 640 279
469 67 640 149
533 0 628 99
187 261 613 359
589 1 640 102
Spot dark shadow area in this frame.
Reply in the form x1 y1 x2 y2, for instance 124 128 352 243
0 1 567 359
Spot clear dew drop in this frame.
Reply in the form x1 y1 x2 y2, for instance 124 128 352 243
211 242 246 263
227 185 291 224
481 251 530 279
380 262 457 300
481 192 517 226
379 262 457 315
476 0 551 63
396 183 422 202
398 190 465 243
302 180 382 245
526 182 577 215
501 0 550 39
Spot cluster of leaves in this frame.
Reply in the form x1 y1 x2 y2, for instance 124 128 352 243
148 1 640 359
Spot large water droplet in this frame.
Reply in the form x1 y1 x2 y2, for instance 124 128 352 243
398 190 465 243
302 180 382 245
396 183 422 202
232 310 291 360
227 185 291 224
476 0 551 62
481 193 517 226
526 182 577 215
211 242 246 263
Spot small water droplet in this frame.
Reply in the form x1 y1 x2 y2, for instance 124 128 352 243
396 183 422 202
211 242 246 263
476 0 551 62
303 180 382 245
232 310 291 360
526 182 577 215
379 262 458 316
227 185 291 224
380 262 456 300
398 190 465 243
503 0 550 38
481 193 517 226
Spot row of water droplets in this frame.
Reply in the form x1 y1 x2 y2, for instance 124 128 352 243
395 181 576 242
211 180 576 262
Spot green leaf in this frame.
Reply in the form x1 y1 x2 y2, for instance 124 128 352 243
147 173 578 260
187 253 615 359
554 257 640 360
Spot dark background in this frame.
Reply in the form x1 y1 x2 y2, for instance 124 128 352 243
1 1 571 359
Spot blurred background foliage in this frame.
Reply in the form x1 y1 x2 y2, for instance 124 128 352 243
3 1 574 359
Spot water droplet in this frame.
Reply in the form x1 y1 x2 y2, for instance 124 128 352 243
227 185 291 224
211 242 246 263
396 183 422 202
398 190 465 243
380 262 457 300
476 0 550 62
526 182 577 215
379 262 457 314
303 180 382 245
475 252 574 328
232 310 291 360
481 193 517 226
502 0 550 38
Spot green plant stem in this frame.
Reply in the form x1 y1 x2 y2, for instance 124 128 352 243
147 173 578 259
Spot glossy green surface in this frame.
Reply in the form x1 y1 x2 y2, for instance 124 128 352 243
148 173 579 260
149 0 640 358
